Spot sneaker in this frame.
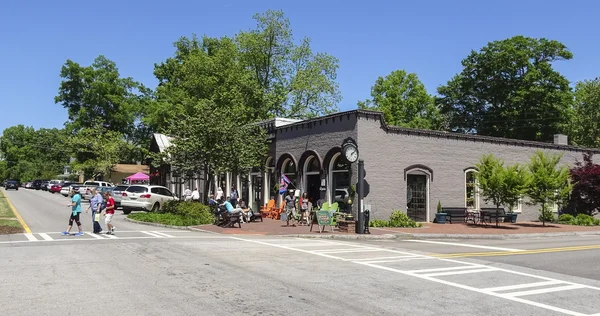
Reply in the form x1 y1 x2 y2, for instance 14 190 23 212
61 231 69 236
111 227 116 233
75 232 84 236
106 231 112 235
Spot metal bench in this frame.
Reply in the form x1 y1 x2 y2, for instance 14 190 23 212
442 207 468 224
480 207 511 225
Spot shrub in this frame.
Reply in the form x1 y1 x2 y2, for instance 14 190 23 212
369 220 390 227
558 214 574 223
538 208 555 223
570 214 600 226
129 213 211 226
389 211 423 228
136 201 214 225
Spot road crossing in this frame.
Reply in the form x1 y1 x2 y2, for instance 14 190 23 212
0 230 224 244
234 237 600 316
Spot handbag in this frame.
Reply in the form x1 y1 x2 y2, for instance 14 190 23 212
94 213 101 222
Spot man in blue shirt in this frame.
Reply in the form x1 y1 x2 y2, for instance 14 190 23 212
221 199 243 220
62 189 84 236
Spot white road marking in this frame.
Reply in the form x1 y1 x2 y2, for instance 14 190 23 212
406 240 524 252
349 255 418 262
140 231 164 238
315 248 382 254
405 265 482 274
483 280 564 292
151 231 174 238
38 233 53 241
364 257 434 264
86 233 105 239
24 233 37 241
505 284 586 297
232 237 600 316
421 268 497 277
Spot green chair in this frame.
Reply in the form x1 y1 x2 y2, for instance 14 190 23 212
330 202 339 227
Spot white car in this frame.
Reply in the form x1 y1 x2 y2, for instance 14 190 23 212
120 185 178 214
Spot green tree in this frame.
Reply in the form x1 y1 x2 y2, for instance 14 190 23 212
67 126 124 179
236 9 341 119
571 78 600 148
358 70 443 129
476 154 529 226
150 35 269 192
437 36 574 141
526 151 572 226
55 56 152 163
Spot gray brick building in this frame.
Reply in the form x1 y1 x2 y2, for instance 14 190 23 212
151 109 599 222
255 109 599 222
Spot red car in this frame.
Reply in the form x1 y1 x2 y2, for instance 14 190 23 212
50 183 63 193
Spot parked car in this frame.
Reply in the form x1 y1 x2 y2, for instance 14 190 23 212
4 180 19 190
46 180 63 191
81 181 113 200
111 185 130 208
50 182 68 194
60 183 83 196
120 185 178 214
32 179 44 190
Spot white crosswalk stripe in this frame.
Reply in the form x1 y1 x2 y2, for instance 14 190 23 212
231 237 600 316
0 231 221 245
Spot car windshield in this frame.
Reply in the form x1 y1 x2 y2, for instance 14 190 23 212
114 185 129 191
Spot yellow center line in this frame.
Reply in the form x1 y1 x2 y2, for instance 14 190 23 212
3 192 31 234
431 244 600 258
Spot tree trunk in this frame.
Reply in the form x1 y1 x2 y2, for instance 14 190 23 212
542 204 546 227
496 204 500 227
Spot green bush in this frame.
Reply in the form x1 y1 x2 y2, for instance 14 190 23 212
570 214 600 226
389 211 423 228
132 201 214 226
369 220 390 227
128 213 211 226
558 214 575 223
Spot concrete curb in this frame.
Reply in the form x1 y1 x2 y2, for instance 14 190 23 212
124 218 600 240
124 217 219 234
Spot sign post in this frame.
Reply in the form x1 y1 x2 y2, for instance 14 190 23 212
356 159 365 234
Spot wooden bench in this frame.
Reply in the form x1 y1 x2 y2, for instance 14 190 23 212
480 207 511 224
442 207 468 224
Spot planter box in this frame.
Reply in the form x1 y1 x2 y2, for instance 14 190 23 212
337 220 356 233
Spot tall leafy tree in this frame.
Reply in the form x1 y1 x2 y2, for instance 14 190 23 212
571 79 600 148
236 9 341 119
358 70 443 129
437 36 574 141
526 151 572 226
151 35 269 194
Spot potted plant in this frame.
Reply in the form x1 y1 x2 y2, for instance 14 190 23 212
435 200 447 224
345 184 356 220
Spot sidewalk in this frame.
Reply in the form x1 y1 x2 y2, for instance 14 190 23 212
192 218 600 239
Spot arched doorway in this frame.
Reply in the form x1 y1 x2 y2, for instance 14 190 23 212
302 155 321 205
404 164 433 222
328 152 350 206
247 166 262 211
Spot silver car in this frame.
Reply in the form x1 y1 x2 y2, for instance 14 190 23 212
120 185 178 214
111 185 129 208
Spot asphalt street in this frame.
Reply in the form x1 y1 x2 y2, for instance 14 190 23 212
1 188 600 316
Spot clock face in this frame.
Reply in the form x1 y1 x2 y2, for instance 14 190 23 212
344 145 358 163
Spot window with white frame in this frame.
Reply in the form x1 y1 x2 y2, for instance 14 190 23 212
465 170 480 210
510 196 523 213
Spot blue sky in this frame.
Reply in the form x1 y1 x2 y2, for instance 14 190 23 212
0 0 597 133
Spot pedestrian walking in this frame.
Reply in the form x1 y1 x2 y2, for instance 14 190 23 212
87 188 103 234
102 191 116 234
62 189 84 236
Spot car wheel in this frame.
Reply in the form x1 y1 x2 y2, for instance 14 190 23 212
151 203 160 212
123 208 132 215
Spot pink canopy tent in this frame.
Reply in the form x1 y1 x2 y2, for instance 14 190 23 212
125 172 150 181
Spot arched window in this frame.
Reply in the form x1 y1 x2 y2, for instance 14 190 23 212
465 169 480 210
329 153 350 204
282 158 297 188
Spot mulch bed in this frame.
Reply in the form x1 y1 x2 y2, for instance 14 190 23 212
0 225 24 235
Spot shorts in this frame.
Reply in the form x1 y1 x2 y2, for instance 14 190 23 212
69 213 81 226
105 214 114 225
